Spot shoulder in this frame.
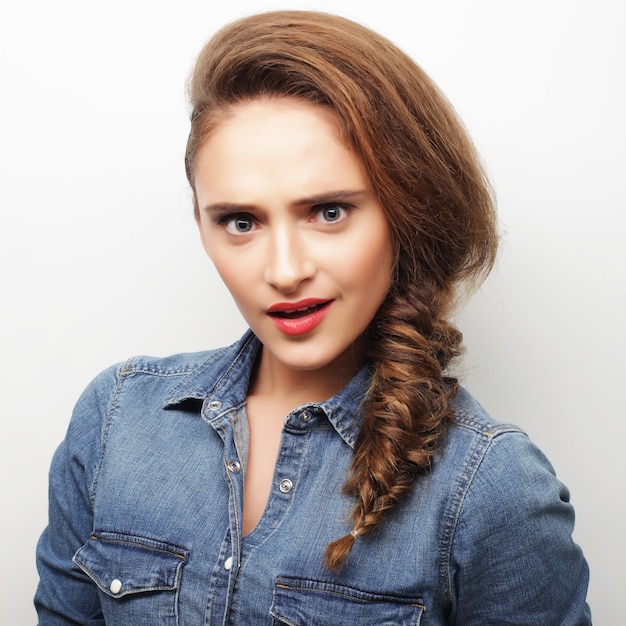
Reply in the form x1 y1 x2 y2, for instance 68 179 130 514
443 386 553 478
67 341 243 437
437 389 591 623
74 347 225 410
440 387 580 588
116 347 227 378
57 342 242 481
442 385 559 502
83 338 246 400
448 385 526 440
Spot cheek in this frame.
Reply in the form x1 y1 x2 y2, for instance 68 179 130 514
351 231 393 290
335 244 392 301
204 245 250 299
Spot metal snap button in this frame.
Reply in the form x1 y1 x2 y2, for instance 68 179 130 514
109 578 122 595
299 410 312 422
227 460 241 473
279 478 293 493
208 400 222 411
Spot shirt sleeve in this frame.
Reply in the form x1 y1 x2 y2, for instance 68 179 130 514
35 365 121 625
448 430 591 625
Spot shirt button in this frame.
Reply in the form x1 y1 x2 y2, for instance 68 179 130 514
109 578 122 595
279 478 293 493
299 410 312 422
227 460 241 473
208 400 222 411
224 556 233 571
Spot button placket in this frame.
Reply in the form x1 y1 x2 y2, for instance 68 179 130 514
237 409 308 545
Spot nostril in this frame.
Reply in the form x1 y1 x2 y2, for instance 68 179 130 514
264 257 316 292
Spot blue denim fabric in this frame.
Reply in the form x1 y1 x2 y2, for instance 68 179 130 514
35 330 591 625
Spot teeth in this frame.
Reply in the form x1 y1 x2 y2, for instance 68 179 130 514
270 303 324 317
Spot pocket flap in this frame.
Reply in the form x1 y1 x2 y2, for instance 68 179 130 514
271 576 425 626
73 532 189 598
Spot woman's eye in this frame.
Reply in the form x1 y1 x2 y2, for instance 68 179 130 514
222 215 255 234
313 204 350 224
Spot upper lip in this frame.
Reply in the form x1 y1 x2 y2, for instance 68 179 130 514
266 298 331 314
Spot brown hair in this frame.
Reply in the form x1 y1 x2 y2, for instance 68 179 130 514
185 10 497 570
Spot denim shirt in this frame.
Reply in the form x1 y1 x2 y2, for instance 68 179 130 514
35 330 591 625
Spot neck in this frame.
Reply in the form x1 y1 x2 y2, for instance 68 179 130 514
248 346 363 408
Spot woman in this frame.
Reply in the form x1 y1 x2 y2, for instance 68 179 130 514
35 10 591 625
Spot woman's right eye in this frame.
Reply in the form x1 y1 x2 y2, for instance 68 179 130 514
220 214 255 234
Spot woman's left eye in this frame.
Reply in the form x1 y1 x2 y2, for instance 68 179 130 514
312 204 351 224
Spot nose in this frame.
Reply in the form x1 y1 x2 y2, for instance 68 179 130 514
263 225 315 293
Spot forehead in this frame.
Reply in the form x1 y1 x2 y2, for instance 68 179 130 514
203 98 344 153
193 99 368 202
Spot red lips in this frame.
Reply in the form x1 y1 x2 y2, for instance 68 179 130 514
267 298 333 335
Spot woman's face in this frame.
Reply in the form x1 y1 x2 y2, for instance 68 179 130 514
194 99 393 378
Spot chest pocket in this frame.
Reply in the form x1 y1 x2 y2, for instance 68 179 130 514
73 531 189 626
270 576 425 626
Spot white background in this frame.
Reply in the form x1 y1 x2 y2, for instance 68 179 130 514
1 1 623 623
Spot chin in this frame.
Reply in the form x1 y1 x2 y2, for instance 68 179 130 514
282 341 359 372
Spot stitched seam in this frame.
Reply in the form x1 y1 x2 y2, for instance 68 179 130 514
275 579 425 608
89 535 188 559
438 431 492 608
89 361 128 509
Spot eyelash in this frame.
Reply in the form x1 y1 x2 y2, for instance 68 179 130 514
215 214 256 234
311 203 354 224
214 203 355 234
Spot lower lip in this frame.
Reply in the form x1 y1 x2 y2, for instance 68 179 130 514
269 302 333 336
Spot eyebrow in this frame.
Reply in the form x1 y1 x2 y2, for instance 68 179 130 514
293 189 369 206
201 190 369 215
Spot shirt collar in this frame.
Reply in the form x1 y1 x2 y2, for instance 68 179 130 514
163 330 259 407
163 329 370 449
